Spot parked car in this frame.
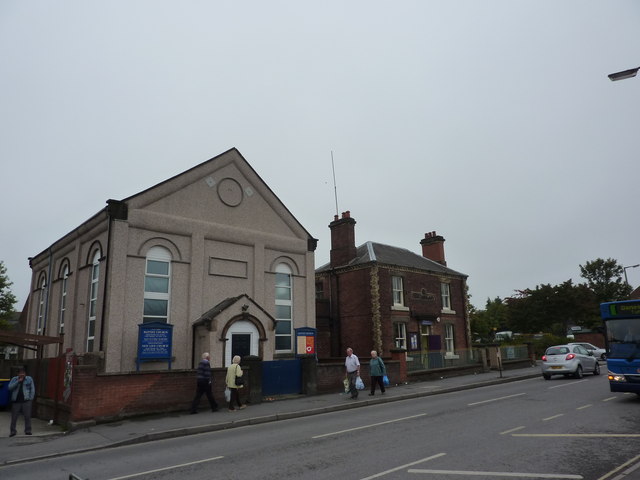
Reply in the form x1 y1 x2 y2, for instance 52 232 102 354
568 342 606 360
541 344 600 380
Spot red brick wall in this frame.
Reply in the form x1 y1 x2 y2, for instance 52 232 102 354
316 358 403 394
336 268 372 355
69 366 236 422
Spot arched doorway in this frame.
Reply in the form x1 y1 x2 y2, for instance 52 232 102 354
225 320 259 366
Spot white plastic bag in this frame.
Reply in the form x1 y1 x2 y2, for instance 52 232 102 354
355 376 365 390
224 387 231 402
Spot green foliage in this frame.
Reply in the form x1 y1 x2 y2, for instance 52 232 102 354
529 334 572 358
470 297 507 341
470 257 626 338
0 261 17 329
579 258 631 303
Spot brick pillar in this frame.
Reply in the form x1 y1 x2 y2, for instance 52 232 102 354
242 356 262 404
390 349 407 383
300 355 317 395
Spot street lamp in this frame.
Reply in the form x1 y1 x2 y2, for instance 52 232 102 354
623 264 640 286
608 67 640 81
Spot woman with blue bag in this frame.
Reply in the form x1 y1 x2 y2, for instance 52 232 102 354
368 350 387 396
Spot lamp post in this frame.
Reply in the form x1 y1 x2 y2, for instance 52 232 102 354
623 264 640 286
608 67 640 81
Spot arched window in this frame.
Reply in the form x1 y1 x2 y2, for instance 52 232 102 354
36 275 47 335
59 264 69 334
87 250 100 352
143 246 172 323
275 263 293 352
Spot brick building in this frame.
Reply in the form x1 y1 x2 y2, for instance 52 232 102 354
315 211 470 365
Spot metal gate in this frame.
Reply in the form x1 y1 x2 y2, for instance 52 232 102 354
261 359 301 396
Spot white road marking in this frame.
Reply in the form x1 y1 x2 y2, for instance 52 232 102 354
107 456 224 480
408 469 582 478
467 393 525 406
500 426 526 435
513 434 640 438
359 453 446 480
548 380 587 389
312 413 426 439
543 414 564 421
602 396 617 402
576 404 592 410
597 453 640 480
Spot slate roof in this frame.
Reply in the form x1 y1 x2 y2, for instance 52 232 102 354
316 241 467 277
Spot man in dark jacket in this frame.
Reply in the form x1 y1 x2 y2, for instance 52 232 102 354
190 352 218 414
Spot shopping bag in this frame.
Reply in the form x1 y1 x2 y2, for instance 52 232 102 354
383 375 390 386
355 376 365 390
224 387 231 402
343 377 350 393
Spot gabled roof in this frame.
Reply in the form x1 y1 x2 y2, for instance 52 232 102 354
193 293 276 326
316 241 467 277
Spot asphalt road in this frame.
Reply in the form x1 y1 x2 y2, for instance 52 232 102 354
3 373 640 480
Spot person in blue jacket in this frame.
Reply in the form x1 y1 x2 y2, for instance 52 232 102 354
8 366 35 437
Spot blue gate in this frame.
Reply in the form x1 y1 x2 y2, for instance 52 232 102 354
261 359 302 396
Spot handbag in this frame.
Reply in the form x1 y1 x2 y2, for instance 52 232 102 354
235 364 244 386
343 377 350 393
224 387 231 402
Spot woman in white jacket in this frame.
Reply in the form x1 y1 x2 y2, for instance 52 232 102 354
225 355 246 412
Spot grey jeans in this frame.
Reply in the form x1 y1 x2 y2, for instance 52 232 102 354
10 400 32 435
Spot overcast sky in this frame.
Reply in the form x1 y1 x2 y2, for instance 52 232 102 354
2 1 640 310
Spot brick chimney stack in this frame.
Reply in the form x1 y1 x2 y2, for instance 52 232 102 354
420 231 446 266
329 211 357 267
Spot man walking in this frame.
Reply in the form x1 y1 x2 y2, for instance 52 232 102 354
190 352 219 414
8 366 35 437
345 347 360 399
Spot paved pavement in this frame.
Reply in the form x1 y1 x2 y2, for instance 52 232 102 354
0 364 542 466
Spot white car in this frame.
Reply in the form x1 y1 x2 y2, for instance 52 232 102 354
568 342 606 360
541 344 600 380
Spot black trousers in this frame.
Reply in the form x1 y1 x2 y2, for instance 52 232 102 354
190 379 218 412
228 387 243 410
370 375 385 394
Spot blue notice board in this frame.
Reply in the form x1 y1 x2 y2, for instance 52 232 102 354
137 322 173 371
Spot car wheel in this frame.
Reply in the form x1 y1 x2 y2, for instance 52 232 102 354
543 373 551 380
593 362 600 376
574 365 583 379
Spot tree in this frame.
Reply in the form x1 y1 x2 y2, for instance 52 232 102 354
0 261 18 330
579 258 631 303
506 280 599 335
470 297 508 341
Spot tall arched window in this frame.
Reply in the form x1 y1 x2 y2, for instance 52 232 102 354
36 275 47 335
59 264 69 334
87 250 100 352
275 263 293 352
144 246 172 323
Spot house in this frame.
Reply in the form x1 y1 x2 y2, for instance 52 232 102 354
315 211 470 366
24 148 317 372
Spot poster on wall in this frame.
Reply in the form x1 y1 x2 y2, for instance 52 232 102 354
137 322 173 371
409 332 420 351
295 327 316 356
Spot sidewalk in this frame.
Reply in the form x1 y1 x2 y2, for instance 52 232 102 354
0 364 542 466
